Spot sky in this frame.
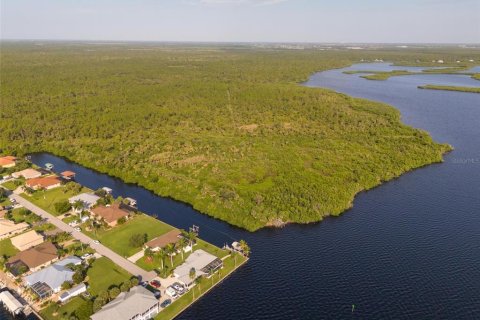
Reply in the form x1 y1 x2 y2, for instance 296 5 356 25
1 0 479 43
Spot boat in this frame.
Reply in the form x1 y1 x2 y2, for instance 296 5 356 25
45 163 54 170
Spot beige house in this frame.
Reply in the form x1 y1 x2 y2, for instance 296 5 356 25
11 230 44 251
26 176 62 190
0 219 29 240
12 168 42 180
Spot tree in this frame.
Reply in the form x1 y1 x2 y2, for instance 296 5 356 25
129 277 139 287
120 282 130 292
108 287 121 300
61 281 72 290
144 247 154 262
73 200 84 211
156 249 166 270
117 216 126 225
165 243 176 267
54 200 72 214
189 267 196 300
75 300 93 320
92 297 105 313
129 233 147 247
72 270 84 284
239 240 251 257
178 237 188 261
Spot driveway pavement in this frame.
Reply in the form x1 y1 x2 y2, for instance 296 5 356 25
9 192 157 281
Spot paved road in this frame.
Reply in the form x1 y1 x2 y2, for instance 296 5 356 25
9 193 157 281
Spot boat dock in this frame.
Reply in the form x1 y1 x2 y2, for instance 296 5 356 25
0 289 25 315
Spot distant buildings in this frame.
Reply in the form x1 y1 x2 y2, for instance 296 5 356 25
174 249 223 287
59 283 87 303
91 203 131 227
90 286 159 320
24 256 82 298
10 230 44 251
68 193 101 211
0 156 17 168
6 242 58 275
0 220 29 240
60 171 76 180
12 168 42 180
26 176 62 190
144 229 182 252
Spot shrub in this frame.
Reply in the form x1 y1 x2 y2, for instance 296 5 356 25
55 200 72 214
129 233 147 247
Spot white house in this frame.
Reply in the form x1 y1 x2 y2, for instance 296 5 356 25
90 286 159 320
68 193 100 212
59 283 87 303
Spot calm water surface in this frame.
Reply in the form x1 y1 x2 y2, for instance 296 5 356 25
24 63 480 319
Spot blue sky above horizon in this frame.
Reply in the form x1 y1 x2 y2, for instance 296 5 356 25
1 0 479 43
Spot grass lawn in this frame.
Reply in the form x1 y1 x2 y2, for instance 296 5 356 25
137 238 229 273
0 238 19 259
40 296 86 320
0 197 11 206
85 214 173 257
156 254 247 320
10 207 42 224
86 257 132 296
20 186 90 216
1 180 18 191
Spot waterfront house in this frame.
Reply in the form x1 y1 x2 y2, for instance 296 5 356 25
144 229 182 252
60 171 76 180
26 176 62 190
0 219 29 240
6 242 58 276
12 168 42 180
68 193 101 212
0 156 17 168
90 203 130 227
173 249 223 287
24 256 82 298
90 286 159 320
10 230 44 251
59 283 87 303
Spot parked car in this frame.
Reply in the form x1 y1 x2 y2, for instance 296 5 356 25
92 240 100 245
140 281 148 287
81 253 93 260
172 283 185 295
165 287 178 299
153 290 161 298
74 227 81 232
160 299 172 308
149 280 161 288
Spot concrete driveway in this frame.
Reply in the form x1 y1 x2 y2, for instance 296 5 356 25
9 193 157 281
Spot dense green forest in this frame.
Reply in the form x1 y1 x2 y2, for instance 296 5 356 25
1 43 478 230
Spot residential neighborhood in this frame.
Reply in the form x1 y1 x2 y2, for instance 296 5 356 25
0 155 249 320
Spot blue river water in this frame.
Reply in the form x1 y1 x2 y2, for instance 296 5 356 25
7 63 479 319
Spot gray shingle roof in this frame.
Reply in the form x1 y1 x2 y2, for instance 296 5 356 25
90 286 158 320
24 256 82 291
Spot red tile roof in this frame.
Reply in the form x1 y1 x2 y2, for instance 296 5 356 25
0 156 16 166
60 171 76 177
91 203 130 224
26 176 62 189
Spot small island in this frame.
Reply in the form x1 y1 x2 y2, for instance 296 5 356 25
418 85 480 94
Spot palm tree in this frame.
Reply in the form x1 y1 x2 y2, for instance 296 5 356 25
178 237 188 261
189 267 196 300
165 243 176 268
73 200 84 212
187 231 197 248
144 248 154 262
156 249 166 270
239 240 251 257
